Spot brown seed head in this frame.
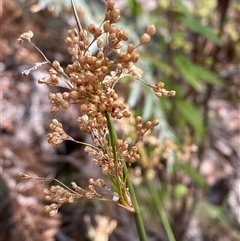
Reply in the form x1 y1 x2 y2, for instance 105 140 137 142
140 33 151 45
147 25 156 36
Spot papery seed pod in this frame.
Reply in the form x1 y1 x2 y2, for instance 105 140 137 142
96 179 106 188
123 110 131 118
44 195 52 201
70 90 80 100
17 38 23 44
66 196 74 203
88 75 99 86
146 121 152 129
88 185 95 192
105 11 112 22
135 116 142 124
56 188 64 195
107 0 114 10
136 123 142 131
44 205 51 213
55 127 63 134
71 182 77 188
97 51 104 59
89 178 95 184
127 43 135 53
121 32 128 41
152 119 159 127
94 28 102 38
118 103 126 110
50 185 58 193
99 104 107 112
86 85 93 92
169 90 176 96
155 92 162 97
147 25 156 36
19 31 34 41
156 82 164 88
140 33 151 45
116 139 123 147
56 120 62 127
85 192 94 199
112 193 119 201
62 92 70 99
115 29 123 39
112 8 120 23
101 66 108 73
88 24 96 34
81 104 88 112
52 61 64 73
116 112 123 119
49 209 58 217
97 38 104 48
51 106 60 113
95 60 103 69
58 197 66 204
123 142 128 151
65 37 73 46
78 86 86 94
86 56 94 65
115 42 123 49
103 21 111 32
72 36 79 44
43 188 51 195
49 68 58 75
62 101 70 109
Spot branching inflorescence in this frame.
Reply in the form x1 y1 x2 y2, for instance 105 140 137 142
18 0 175 216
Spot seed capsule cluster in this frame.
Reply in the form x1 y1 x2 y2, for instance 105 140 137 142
18 0 175 215
47 119 73 147
43 178 113 216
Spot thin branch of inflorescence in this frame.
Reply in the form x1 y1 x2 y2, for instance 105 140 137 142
70 0 83 35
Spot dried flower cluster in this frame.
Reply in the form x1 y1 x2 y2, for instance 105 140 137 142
19 172 117 215
43 179 111 216
18 0 175 214
47 119 73 146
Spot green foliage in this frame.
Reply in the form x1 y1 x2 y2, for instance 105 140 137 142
176 100 204 141
173 54 224 91
147 178 176 241
179 164 207 191
195 202 240 241
176 13 222 46
126 0 143 17
173 184 188 198
125 0 226 147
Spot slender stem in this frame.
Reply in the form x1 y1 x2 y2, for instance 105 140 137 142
137 143 175 240
70 0 83 34
146 177 176 241
105 112 147 241
124 164 148 241
105 112 123 199
105 112 117 156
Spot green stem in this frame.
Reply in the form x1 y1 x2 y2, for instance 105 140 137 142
138 143 176 241
105 112 123 198
146 177 176 241
105 112 118 153
105 112 147 241
124 164 148 241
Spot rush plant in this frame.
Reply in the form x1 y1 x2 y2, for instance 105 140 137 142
18 0 175 240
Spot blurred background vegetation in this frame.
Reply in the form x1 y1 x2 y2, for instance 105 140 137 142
1 0 239 241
